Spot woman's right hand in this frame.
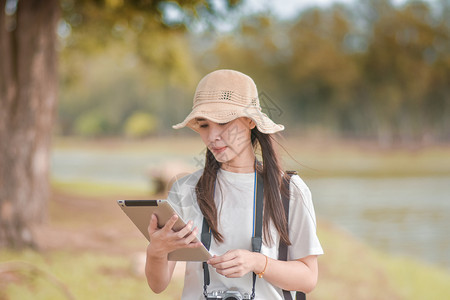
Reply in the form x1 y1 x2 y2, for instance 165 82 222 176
147 213 202 259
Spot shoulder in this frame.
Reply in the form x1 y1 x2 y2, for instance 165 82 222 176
172 169 203 187
288 174 312 202
287 174 318 231
167 169 203 208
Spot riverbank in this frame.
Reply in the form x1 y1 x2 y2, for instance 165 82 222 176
52 136 450 178
1 185 450 300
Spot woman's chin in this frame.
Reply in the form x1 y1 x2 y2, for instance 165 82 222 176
213 154 229 164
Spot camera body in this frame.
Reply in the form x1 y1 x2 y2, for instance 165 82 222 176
206 290 251 299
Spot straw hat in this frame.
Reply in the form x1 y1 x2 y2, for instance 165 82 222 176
172 69 284 134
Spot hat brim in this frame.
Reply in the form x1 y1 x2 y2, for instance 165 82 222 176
172 102 284 134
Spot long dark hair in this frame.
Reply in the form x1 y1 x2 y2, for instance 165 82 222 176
195 127 291 246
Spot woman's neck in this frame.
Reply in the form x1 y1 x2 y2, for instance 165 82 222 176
221 163 255 173
220 147 256 173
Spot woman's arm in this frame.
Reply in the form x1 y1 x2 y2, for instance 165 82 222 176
260 254 318 293
145 249 177 294
207 250 318 293
145 214 202 293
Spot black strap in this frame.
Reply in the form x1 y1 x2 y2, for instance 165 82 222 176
201 220 212 297
201 172 264 300
252 173 264 253
250 173 264 299
279 171 306 300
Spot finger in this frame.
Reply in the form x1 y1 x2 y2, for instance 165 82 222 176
162 214 179 232
221 249 239 260
223 270 244 278
210 257 237 270
208 250 237 265
175 227 199 248
216 261 249 278
208 255 223 265
175 220 193 238
215 265 242 278
148 214 158 234
183 227 200 245
184 241 203 249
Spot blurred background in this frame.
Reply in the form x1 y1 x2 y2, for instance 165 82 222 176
1 0 449 299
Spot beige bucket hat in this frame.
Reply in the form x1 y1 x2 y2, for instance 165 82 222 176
172 69 284 134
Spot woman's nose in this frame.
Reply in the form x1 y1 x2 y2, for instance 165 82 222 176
208 125 222 142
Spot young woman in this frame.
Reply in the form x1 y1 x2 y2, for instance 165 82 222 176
145 70 323 299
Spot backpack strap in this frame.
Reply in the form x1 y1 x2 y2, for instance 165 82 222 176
279 171 306 300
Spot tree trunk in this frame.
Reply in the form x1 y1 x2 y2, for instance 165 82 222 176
0 0 59 248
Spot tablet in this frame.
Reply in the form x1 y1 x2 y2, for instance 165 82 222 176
117 199 212 261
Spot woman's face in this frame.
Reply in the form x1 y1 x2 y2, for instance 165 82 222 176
196 117 256 170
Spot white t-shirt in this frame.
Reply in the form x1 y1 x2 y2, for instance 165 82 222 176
167 168 323 300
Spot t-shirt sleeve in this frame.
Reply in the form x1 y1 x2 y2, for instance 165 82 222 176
287 175 324 260
167 171 200 209
166 170 204 230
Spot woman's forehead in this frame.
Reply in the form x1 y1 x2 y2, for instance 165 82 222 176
195 117 245 123
194 118 225 124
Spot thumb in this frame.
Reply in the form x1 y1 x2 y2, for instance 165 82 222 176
148 214 158 234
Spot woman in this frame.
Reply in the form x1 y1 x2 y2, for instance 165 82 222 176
145 69 323 299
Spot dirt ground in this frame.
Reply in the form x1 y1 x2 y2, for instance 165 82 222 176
35 191 141 253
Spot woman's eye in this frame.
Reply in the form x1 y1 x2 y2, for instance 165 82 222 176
199 124 208 128
218 122 229 126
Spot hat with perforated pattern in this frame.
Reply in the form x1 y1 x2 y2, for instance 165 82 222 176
172 69 284 134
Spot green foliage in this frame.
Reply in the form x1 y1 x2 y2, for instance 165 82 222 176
74 111 110 137
196 0 450 144
124 112 157 138
59 0 242 87
58 0 450 145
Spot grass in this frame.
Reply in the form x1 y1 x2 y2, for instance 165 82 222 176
312 222 450 300
0 250 184 300
51 179 150 198
382 255 450 300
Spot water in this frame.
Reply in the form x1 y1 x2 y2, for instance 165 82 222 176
51 150 164 188
308 177 450 269
51 149 450 269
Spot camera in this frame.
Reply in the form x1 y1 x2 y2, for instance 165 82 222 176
206 289 251 300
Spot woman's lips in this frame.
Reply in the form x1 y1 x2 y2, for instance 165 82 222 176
211 146 227 154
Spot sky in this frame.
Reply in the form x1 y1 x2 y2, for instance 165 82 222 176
162 0 427 33
242 0 411 20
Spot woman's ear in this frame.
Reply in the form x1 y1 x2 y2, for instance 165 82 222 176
247 118 256 129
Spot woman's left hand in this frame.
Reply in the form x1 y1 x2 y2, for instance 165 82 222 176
207 249 264 278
